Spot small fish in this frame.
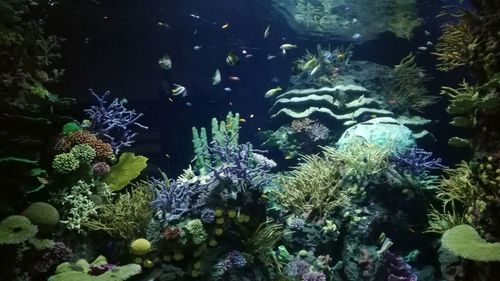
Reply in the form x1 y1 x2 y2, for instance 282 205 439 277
224 87 232 92
285 155 293 160
250 114 254 118
264 86 282 98
193 45 202 51
352 18 358 24
264 25 270 38
352 33 361 39
158 54 172 70
257 127 261 131
212 69 221 85
239 118 246 123
303 58 317 70
267 54 277 60
185 102 193 106
228 76 240 81
157 21 170 28
242 49 248 54
84 37 90 44
226 51 239 65
190 14 200 19
168 97 173 102
229 101 233 106
417 46 428 51
245 54 253 58
426 41 433 46
222 23 229 29
424 30 431 36
165 154 170 159
271 77 279 83
194 29 198 35
171 84 187 97
280 44 297 55
310 65 321 76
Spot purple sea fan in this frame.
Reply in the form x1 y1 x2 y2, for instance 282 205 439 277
84 90 148 153
392 146 446 176
384 251 418 281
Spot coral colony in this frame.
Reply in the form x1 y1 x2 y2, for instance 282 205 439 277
2 0 500 281
84 90 148 153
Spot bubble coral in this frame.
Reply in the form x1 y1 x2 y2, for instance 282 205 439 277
0 215 38 245
22 202 60 233
52 152 79 174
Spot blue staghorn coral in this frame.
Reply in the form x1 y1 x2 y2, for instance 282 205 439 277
84 90 148 153
392 146 445 176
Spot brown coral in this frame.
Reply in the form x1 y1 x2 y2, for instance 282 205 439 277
60 131 113 159
291 118 314 133
163 227 182 240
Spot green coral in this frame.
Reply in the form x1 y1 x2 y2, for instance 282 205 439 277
382 53 436 113
22 202 60 233
82 183 152 240
442 224 500 262
104 152 148 191
246 221 285 270
70 144 96 163
52 180 112 231
192 112 240 175
273 150 350 220
185 219 207 245
49 255 141 281
0 215 38 245
52 152 80 174
63 122 82 135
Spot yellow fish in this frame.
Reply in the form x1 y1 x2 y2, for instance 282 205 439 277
239 118 246 123
264 86 282 98
303 58 317 70
285 155 294 160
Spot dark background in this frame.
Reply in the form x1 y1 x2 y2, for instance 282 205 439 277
45 0 471 177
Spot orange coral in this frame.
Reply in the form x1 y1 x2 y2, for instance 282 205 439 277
61 131 113 159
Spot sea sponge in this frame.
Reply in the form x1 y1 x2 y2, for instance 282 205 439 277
0 215 38 245
22 202 60 233
130 238 151 256
64 131 113 159
70 144 96 163
104 152 148 191
52 152 80 174
442 224 500 262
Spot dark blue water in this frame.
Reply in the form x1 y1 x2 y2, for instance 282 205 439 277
46 0 470 176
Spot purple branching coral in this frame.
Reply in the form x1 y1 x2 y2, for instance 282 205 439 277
84 90 148 153
285 258 311 278
392 146 446 176
384 251 418 281
307 122 330 142
302 272 327 281
216 250 247 272
208 134 274 191
150 177 196 223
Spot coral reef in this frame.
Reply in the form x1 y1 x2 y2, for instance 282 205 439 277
441 224 500 262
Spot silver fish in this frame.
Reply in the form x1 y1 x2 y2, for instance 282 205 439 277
158 54 172 70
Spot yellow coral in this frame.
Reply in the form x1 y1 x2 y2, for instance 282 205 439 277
130 238 151 256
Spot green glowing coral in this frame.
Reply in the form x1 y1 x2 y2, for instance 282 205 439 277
52 152 80 174
0 215 38 245
442 225 500 262
186 219 207 245
246 220 285 269
49 255 141 281
104 152 148 191
62 122 82 135
70 144 96 164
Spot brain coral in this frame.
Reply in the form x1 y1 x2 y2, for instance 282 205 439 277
22 202 60 233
